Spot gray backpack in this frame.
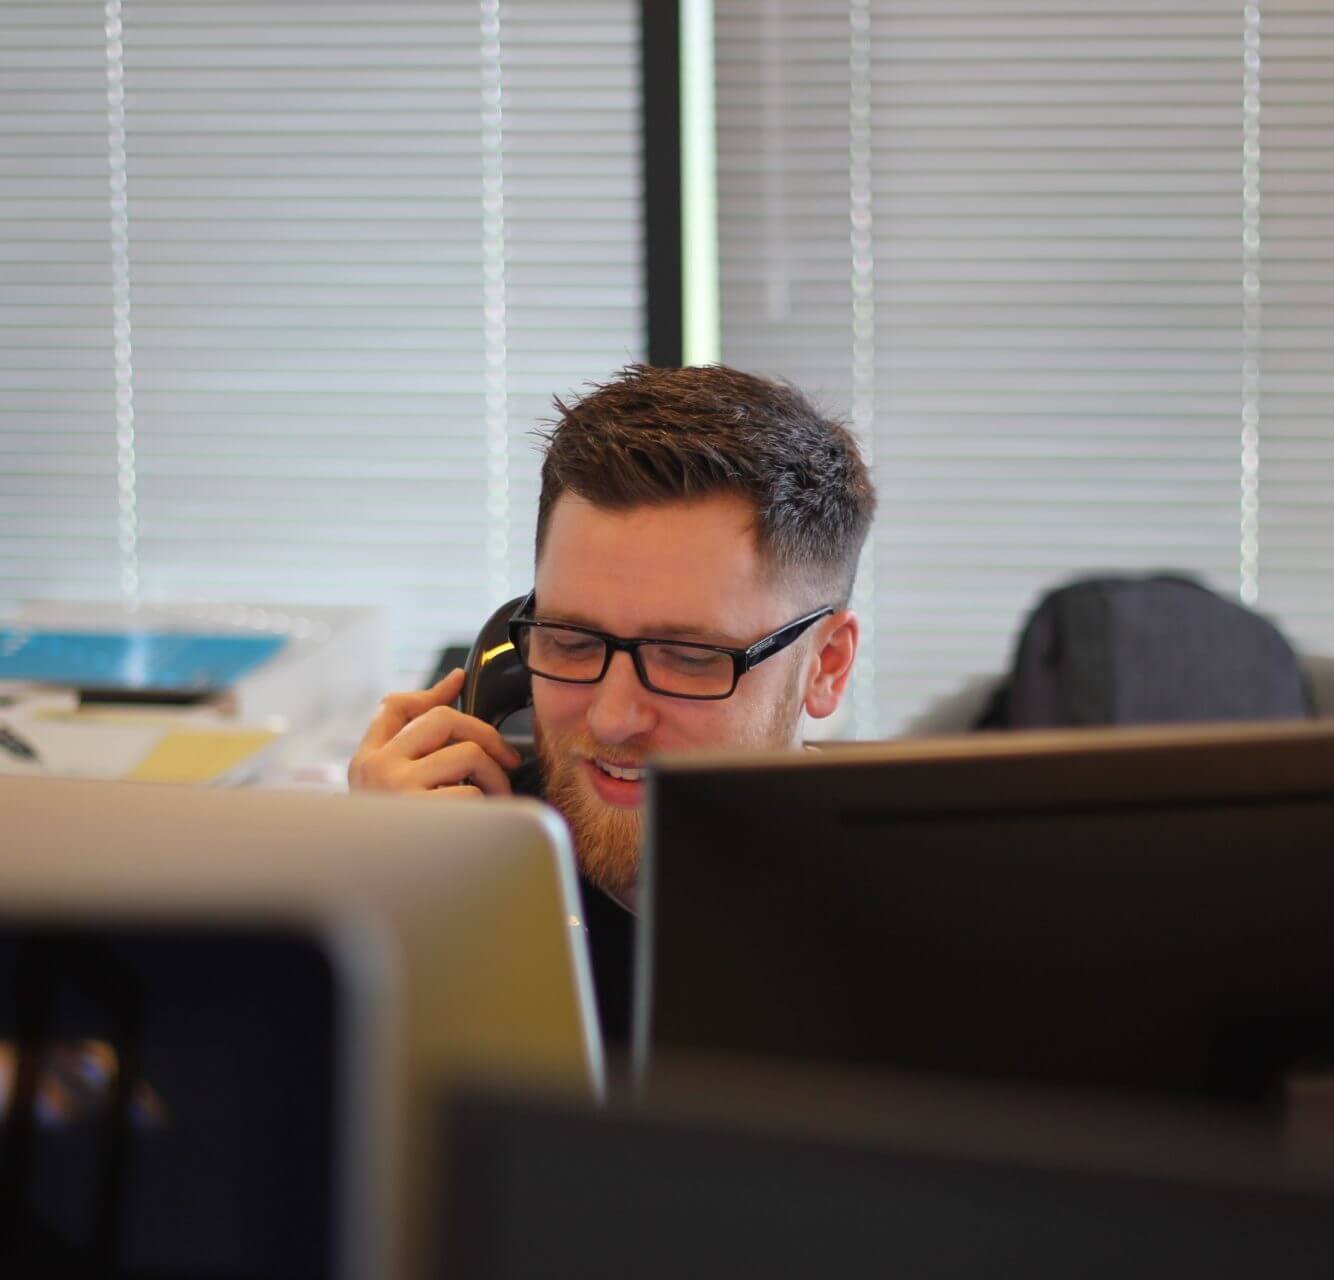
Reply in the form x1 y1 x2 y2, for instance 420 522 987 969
977 575 1314 729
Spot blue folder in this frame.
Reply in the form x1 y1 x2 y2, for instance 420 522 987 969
0 629 286 694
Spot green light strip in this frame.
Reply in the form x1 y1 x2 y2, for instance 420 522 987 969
680 0 720 365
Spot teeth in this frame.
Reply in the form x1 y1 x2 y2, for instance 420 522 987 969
596 759 646 782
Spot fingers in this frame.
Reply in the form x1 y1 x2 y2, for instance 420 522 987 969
347 670 523 797
352 733 513 796
392 703 520 772
356 669 466 755
430 783 483 801
411 739 513 796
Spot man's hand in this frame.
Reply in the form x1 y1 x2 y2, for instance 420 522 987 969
347 668 523 798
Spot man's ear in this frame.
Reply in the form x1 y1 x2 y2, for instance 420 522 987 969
803 609 859 721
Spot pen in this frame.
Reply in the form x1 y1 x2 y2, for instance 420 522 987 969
0 723 42 766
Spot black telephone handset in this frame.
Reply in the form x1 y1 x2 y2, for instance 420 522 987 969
457 594 533 734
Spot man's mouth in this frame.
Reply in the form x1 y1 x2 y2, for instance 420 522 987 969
592 757 646 782
579 755 648 808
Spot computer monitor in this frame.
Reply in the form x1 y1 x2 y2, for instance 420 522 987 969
0 776 602 1279
442 1067 1334 1279
637 720 1334 1124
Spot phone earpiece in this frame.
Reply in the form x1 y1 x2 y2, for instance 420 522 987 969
459 594 533 730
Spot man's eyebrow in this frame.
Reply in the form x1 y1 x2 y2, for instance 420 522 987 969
537 608 741 646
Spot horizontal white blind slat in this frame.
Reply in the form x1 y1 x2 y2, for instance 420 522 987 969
0 5 120 603
1255 0 1334 648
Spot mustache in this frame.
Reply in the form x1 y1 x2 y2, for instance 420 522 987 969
539 729 651 771
585 751 648 769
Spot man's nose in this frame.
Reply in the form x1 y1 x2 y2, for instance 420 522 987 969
586 650 656 744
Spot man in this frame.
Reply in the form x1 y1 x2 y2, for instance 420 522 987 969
349 364 876 1041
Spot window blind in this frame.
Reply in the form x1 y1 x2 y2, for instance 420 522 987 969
716 0 1329 736
1254 0 1334 655
1 0 644 684
1 2 122 604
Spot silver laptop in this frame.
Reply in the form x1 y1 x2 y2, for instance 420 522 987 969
0 775 601 1280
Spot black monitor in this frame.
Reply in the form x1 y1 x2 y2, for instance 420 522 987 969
637 720 1334 1123
442 1067 1334 1280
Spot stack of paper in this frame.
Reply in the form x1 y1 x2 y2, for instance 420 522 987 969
125 727 281 786
0 704 280 787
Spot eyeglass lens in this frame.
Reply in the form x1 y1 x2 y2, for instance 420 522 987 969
517 625 735 697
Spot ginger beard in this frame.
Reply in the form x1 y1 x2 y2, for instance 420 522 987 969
534 655 809 899
536 729 643 899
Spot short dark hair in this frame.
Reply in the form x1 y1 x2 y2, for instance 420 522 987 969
535 364 876 605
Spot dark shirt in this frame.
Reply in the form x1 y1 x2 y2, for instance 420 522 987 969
510 756 636 1046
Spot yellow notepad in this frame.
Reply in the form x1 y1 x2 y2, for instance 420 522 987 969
126 729 279 785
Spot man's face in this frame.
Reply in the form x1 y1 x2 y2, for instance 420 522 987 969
531 492 820 900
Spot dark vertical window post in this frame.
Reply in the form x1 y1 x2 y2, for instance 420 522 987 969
641 0 683 367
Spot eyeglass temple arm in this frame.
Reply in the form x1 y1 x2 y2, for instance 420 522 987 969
740 608 835 672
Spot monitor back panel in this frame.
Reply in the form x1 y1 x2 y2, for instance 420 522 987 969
443 1088 1334 1280
641 723 1334 1106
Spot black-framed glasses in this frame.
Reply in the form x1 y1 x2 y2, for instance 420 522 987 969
507 591 834 701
